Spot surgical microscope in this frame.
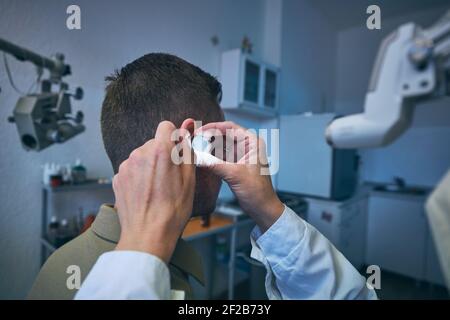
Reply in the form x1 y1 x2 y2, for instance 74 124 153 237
326 11 450 149
0 38 85 151
325 11 450 290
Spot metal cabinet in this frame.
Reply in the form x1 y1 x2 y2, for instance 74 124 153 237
366 191 447 286
366 193 428 280
306 195 367 270
278 114 358 200
425 223 447 286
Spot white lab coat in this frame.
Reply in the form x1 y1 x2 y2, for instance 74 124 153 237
426 170 450 289
75 205 377 300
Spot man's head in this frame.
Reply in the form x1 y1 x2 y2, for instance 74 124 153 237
101 53 224 216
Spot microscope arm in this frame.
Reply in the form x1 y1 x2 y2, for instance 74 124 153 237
326 11 450 149
0 38 71 81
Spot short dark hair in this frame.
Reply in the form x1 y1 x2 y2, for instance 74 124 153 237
101 53 223 173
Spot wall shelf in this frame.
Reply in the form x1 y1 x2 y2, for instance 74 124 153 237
40 179 112 265
43 179 112 193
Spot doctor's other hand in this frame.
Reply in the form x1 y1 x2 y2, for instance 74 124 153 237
195 121 284 233
113 121 195 263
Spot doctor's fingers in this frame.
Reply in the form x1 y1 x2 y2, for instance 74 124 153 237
195 121 245 134
138 139 175 175
179 132 196 175
152 121 177 153
112 174 122 204
197 122 247 140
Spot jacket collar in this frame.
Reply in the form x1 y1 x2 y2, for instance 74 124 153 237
91 204 205 285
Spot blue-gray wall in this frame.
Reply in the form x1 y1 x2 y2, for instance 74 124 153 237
280 0 336 114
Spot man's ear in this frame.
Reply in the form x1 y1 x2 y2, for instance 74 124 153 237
180 118 195 136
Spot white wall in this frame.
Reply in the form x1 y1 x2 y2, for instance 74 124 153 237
279 0 336 114
0 0 267 298
334 5 450 187
262 0 282 66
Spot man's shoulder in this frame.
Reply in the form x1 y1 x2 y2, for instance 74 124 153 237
27 229 115 300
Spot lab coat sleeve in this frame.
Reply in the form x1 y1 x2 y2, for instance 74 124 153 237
250 205 377 300
75 251 171 300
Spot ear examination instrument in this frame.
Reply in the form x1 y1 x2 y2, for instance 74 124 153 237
189 134 222 167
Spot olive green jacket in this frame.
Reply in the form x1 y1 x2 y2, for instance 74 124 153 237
28 205 204 299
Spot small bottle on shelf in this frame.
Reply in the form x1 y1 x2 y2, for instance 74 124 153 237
47 216 59 244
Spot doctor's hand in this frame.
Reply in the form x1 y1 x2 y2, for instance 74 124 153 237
113 121 195 263
195 121 284 233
